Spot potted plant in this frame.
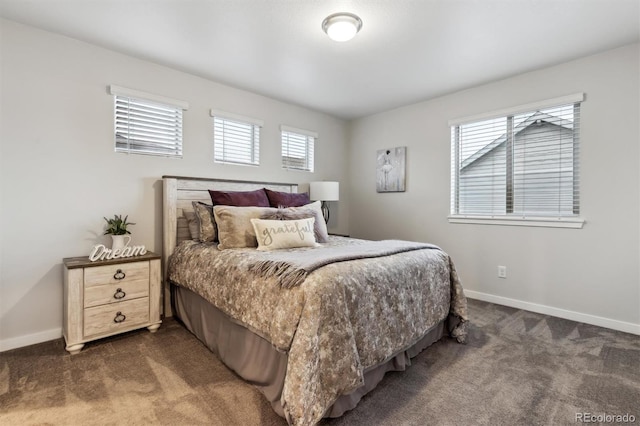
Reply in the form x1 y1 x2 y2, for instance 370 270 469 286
104 214 135 251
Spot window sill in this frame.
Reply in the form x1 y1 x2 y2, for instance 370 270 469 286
448 215 585 229
214 160 259 167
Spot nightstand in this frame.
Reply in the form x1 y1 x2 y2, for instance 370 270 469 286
62 251 162 354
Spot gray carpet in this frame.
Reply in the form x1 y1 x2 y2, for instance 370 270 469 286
1 299 638 425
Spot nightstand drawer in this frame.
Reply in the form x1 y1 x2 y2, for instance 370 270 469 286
84 261 149 287
84 279 149 308
84 297 150 337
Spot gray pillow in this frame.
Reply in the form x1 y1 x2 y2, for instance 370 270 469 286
192 201 217 242
184 211 200 240
177 216 192 243
265 201 329 243
262 206 329 243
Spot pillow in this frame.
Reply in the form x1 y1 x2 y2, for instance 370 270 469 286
177 217 191 242
271 201 329 243
264 188 311 208
192 201 217 242
184 211 199 240
251 218 318 251
209 188 270 207
213 205 276 250
261 207 325 241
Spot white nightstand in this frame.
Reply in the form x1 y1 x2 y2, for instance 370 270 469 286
62 251 162 354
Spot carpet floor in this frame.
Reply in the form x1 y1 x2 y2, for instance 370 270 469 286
1 299 638 425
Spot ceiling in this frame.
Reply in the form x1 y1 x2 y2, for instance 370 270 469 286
0 0 638 120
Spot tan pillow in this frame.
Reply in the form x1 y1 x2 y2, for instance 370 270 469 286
213 205 276 250
192 201 216 242
251 218 318 251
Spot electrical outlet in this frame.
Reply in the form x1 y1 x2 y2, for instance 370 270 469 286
498 266 507 279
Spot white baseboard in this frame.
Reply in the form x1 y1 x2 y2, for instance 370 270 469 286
465 290 640 336
1 292 638 351
0 327 62 352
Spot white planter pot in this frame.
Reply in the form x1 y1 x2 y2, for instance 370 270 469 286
111 235 131 252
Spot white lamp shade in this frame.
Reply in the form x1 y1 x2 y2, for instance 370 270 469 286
310 181 340 201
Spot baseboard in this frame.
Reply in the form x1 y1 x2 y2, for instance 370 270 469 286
1 292 638 351
0 327 62 352
465 290 640 336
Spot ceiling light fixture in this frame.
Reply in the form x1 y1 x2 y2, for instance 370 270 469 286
322 12 362 42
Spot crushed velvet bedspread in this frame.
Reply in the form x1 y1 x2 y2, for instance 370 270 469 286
168 236 468 426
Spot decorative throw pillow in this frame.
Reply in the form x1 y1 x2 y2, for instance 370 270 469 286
273 201 329 243
251 218 318 251
177 217 191 242
209 188 270 207
184 211 200 240
192 201 217 242
262 207 326 241
264 188 311 208
214 205 276 250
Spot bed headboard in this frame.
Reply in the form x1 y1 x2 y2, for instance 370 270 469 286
162 175 299 316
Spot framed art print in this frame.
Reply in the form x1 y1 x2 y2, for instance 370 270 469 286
376 146 406 192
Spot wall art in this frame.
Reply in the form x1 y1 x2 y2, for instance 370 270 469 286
376 146 406 192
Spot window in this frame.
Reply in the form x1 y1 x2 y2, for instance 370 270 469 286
211 110 262 166
109 85 188 157
281 126 316 172
449 93 584 228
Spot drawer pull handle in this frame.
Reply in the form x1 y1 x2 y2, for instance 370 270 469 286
114 311 126 323
113 288 126 299
114 269 126 280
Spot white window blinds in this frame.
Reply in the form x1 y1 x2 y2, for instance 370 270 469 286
109 85 187 157
281 126 316 172
450 94 583 222
211 110 262 166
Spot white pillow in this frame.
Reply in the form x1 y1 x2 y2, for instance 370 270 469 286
250 218 319 251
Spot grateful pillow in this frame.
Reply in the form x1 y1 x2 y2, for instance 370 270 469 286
264 188 311 208
271 201 329 243
192 201 217 242
262 207 326 242
251 218 318 251
209 188 270 207
214 205 276 250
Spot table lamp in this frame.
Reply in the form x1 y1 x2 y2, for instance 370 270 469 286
309 181 339 223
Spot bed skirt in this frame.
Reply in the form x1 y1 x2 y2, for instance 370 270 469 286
172 284 446 419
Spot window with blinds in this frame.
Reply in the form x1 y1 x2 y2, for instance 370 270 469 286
281 126 316 172
450 94 584 226
109 85 187 157
211 110 262 166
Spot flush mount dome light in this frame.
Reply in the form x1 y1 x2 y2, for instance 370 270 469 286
322 12 362 42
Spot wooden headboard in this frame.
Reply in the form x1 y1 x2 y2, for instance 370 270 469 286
162 175 299 316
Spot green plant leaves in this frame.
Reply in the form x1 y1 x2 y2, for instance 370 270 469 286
103 214 135 235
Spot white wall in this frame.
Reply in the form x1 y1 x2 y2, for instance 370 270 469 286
349 44 640 334
0 19 350 350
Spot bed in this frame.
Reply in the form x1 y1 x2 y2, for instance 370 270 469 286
162 175 468 426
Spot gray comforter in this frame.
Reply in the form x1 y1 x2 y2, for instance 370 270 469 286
168 236 468 426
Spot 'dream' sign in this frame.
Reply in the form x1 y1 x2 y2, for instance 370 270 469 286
89 244 147 262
